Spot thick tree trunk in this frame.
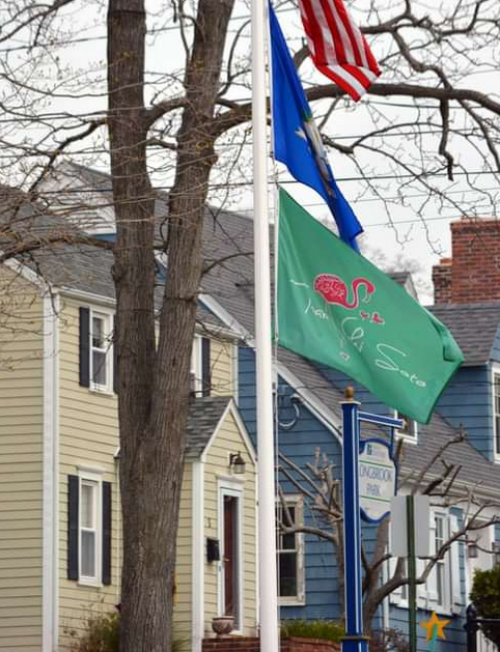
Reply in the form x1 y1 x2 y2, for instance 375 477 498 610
107 1 234 651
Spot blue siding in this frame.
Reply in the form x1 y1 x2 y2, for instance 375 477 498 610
436 366 494 460
239 345 345 620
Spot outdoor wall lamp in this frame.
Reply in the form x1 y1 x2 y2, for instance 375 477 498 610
229 452 246 475
493 542 500 566
467 538 479 559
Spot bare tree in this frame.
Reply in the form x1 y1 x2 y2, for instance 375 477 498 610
279 440 500 634
0 1 500 651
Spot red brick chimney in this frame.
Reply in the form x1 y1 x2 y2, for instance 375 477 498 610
432 218 500 304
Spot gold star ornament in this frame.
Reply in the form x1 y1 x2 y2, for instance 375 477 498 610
421 612 451 641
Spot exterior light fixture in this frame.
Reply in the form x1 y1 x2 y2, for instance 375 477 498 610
493 542 500 566
229 452 246 475
467 537 479 559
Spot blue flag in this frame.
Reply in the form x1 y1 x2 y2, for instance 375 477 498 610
269 4 363 250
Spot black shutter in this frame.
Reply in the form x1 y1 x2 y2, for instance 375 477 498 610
79 307 90 387
201 337 211 397
102 482 112 586
112 316 118 395
67 475 79 581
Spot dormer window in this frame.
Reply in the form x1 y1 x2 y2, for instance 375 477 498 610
190 336 211 397
494 374 500 458
395 411 418 442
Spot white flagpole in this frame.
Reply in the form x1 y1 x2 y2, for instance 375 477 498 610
251 1 280 652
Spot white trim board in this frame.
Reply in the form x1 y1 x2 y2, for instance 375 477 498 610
42 292 60 652
191 460 205 652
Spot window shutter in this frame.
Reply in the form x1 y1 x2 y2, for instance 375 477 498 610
68 475 79 580
450 513 464 613
102 481 112 586
112 316 118 395
201 337 211 397
79 307 90 387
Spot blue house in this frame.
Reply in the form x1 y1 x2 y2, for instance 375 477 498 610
199 209 500 652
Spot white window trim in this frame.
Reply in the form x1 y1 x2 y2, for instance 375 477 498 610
89 309 114 395
277 495 306 607
217 479 244 633
78 470 103 587
491 364 500 462
394 410 418 444
191 336 202 395
432 510 452 615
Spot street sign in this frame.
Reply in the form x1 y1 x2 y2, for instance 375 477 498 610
359 439 397 523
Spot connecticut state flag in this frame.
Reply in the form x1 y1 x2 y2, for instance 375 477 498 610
270 3 363 250
277 188 464 424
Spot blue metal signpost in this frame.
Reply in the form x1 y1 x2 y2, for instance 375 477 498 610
341 388 402 652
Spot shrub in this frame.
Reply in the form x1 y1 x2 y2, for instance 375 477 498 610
68 610 189 652
369 628 409 652
68 611 119 652
280 619 344 643
470 565 500 649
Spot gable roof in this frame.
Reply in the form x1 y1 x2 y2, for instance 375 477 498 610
185 396 232 458
430 302 500 366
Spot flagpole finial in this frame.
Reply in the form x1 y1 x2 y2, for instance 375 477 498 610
345 386 355 400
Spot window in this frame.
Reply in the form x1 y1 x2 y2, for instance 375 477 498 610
67 473 112 586
395 411 417 441
91 312 112 390
494 374 500 458
430 513 454 613
80 479 99 581
79 307 115 393
276 498 305 604
190 336 211 397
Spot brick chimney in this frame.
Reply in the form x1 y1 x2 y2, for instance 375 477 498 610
432 218 500 304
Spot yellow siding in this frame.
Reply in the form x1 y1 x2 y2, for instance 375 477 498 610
57 296 193 648
0 270 44 652
173 463 192 639
203 410 257 637
57 297 121 649
210 339 236 398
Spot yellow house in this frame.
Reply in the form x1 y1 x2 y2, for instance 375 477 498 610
0 252 257 652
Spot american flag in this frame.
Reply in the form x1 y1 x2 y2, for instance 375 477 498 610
297 0 381 101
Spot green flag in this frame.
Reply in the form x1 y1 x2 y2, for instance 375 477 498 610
277 189 464 424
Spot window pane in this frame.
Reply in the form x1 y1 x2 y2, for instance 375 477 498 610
81 483 95 528
279 553 297 597
92 350 107 386
436 563 445 606
282 531 296 550
92 316 105 349
81 530 96 577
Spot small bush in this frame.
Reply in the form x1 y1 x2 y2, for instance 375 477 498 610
280 619 344 642
68 610 189 652
369 628 409 652
68 611 119 652
470 565 500 649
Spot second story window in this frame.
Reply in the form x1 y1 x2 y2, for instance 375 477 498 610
79 307 115 393
494 374 500 458
91 313 110 389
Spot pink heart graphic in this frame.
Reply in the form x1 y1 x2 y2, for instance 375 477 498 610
372 312 385 325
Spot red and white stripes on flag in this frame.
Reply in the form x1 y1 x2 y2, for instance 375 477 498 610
297 0 381 101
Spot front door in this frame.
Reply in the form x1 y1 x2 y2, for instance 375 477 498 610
223 494 239 625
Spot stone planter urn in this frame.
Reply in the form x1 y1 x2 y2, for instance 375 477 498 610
212 615 234 637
